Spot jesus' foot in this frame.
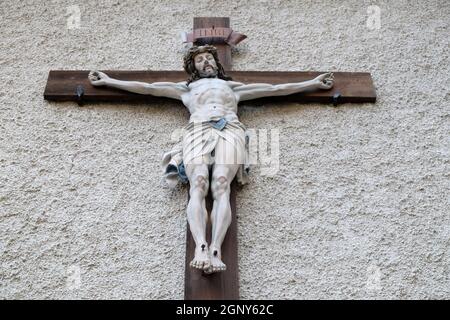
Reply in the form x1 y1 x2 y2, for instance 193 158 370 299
190 244 211 271
204 247 226 274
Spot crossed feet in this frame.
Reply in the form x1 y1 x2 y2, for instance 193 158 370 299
189 244 226 274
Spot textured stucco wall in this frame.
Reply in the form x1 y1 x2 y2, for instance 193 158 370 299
0 0 449 299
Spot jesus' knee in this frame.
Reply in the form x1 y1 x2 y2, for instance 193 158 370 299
211 175 230 199
190 174 209 198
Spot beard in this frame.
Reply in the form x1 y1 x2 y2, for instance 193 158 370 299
199 66 218 78
199 64 219 78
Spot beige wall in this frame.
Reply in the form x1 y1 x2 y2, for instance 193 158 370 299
0 0 449 299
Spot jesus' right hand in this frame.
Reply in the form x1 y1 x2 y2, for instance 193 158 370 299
88 70 110 86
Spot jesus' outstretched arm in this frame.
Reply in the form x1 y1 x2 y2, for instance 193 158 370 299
232 72 334 102
88 70 188 100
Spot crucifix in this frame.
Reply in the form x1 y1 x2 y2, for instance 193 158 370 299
44 17 376 300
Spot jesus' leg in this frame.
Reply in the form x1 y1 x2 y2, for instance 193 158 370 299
186 161 211 271
205 125 245 274
207 163 240 273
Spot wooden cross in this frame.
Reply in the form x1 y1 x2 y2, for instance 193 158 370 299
44 17 376 300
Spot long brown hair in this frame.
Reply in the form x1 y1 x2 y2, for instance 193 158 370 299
183 45 232 85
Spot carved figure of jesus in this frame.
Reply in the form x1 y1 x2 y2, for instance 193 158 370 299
88 45 334 274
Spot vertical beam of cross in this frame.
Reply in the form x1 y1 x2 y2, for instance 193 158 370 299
184 17 241 300
192 17 233 70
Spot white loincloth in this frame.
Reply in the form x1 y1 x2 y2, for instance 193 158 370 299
162 119 250 188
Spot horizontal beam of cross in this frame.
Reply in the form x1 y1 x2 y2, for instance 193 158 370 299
44 70 376 105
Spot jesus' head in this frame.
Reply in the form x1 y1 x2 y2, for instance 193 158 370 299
183 45 232 85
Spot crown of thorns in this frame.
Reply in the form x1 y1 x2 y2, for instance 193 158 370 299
183 45 232 85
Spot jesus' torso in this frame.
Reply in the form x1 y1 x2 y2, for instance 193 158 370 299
181 78 240 123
